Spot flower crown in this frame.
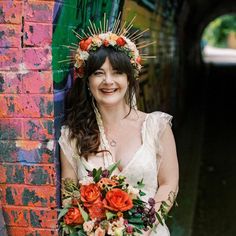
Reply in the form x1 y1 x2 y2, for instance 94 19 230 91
63 14 155 80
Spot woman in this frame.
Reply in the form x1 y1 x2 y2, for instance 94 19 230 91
59 26 179 235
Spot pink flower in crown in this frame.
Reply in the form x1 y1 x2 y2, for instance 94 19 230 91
136 56 142 64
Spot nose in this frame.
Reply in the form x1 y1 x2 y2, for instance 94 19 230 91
103 74 114 84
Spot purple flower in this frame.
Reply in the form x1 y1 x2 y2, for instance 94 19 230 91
102 169 109 178
148 198 155 207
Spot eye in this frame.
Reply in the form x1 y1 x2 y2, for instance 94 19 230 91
113 70 123 75
93 70 104 76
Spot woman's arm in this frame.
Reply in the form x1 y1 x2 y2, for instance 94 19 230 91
154 124 179 214
60 148 78 183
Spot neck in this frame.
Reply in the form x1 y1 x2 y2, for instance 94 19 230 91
97 102 131 126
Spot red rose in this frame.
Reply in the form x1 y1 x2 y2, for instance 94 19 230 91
103 188 133 212
88 200 106 220
103 39 109 47
64 207 84 225
80 184 101 207
79 37 92 51
116 37 126 46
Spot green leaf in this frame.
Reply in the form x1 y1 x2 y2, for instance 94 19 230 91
93 167 102 182
106 211 117 220
107 161 121 176
77 230 87 236
161 201 170 208
58 208 69 220
128 217 143 224
136 179 145 189
78 204 89 222
139 190 146 196
133 199 145 205
156 212 164 226
134 227 143 233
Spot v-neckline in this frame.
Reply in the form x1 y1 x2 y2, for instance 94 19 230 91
106 113 150 173
81 112 151 174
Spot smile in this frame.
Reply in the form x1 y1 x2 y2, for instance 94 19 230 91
100 88 118 94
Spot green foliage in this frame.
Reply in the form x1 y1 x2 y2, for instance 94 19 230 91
202 14 236 48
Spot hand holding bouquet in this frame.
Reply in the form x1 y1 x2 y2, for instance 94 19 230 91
58 163 173 235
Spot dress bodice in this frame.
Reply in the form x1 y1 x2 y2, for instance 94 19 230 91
58 111 172 236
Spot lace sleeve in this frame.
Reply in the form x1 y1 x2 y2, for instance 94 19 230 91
155 112 173 155
58 126 78 176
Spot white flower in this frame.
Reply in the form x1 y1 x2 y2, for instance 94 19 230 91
83 220 95 233
76 48 90 60
127 186 139 196
107 219 125 235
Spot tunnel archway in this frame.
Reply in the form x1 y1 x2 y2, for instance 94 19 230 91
174 1 236 235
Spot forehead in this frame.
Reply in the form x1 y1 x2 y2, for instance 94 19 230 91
99 58 114 70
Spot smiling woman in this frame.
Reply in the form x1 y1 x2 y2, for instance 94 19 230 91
58 17 179 236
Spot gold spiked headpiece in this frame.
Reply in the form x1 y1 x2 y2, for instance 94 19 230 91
64 13 155 80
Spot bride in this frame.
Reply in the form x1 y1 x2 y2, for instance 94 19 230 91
59 23 179 235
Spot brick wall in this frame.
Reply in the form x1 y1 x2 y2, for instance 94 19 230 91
0 0 57 235
0 0 121 235
0 0 180 235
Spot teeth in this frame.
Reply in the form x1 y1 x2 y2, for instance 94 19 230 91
101 89 116 92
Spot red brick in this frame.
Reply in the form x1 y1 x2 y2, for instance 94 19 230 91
29 208 58 228
22 71 53 94
25 164 56 185
0 163 25 184
25 1 54 23
24 22 52 47
0 48 22 70
0 1 23 24
2 205 29 227
0 72 22 94
0 118 9 139
21 95 54 118
0 94 53 118
0 140 55 163
0 184 56 207
0 141 19 163
7 227 58 236
0 24 21 48
8 118 23 139
0 95 22 118
22 48 52 70
23 118 54 140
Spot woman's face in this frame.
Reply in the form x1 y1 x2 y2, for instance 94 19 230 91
88 57 129 108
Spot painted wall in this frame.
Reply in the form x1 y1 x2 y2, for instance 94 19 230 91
0 0 180 235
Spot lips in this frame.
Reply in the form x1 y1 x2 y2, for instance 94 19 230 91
100 88 118 94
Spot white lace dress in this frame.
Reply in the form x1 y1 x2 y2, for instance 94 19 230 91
59 111 172 236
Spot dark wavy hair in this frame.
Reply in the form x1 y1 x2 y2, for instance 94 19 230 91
64 46 138 158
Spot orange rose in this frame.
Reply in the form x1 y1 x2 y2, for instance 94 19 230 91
97 178 118 189
64 207 84 225
116 37 126 46
80 184 101 207
88 200 106 220
103 188 133 212
79 37 93 51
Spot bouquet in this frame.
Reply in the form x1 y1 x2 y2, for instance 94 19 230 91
58 163 173 236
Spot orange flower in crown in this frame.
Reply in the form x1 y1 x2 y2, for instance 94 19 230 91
65 14 156 79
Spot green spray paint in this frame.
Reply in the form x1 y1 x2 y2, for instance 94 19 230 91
52 0 121 85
